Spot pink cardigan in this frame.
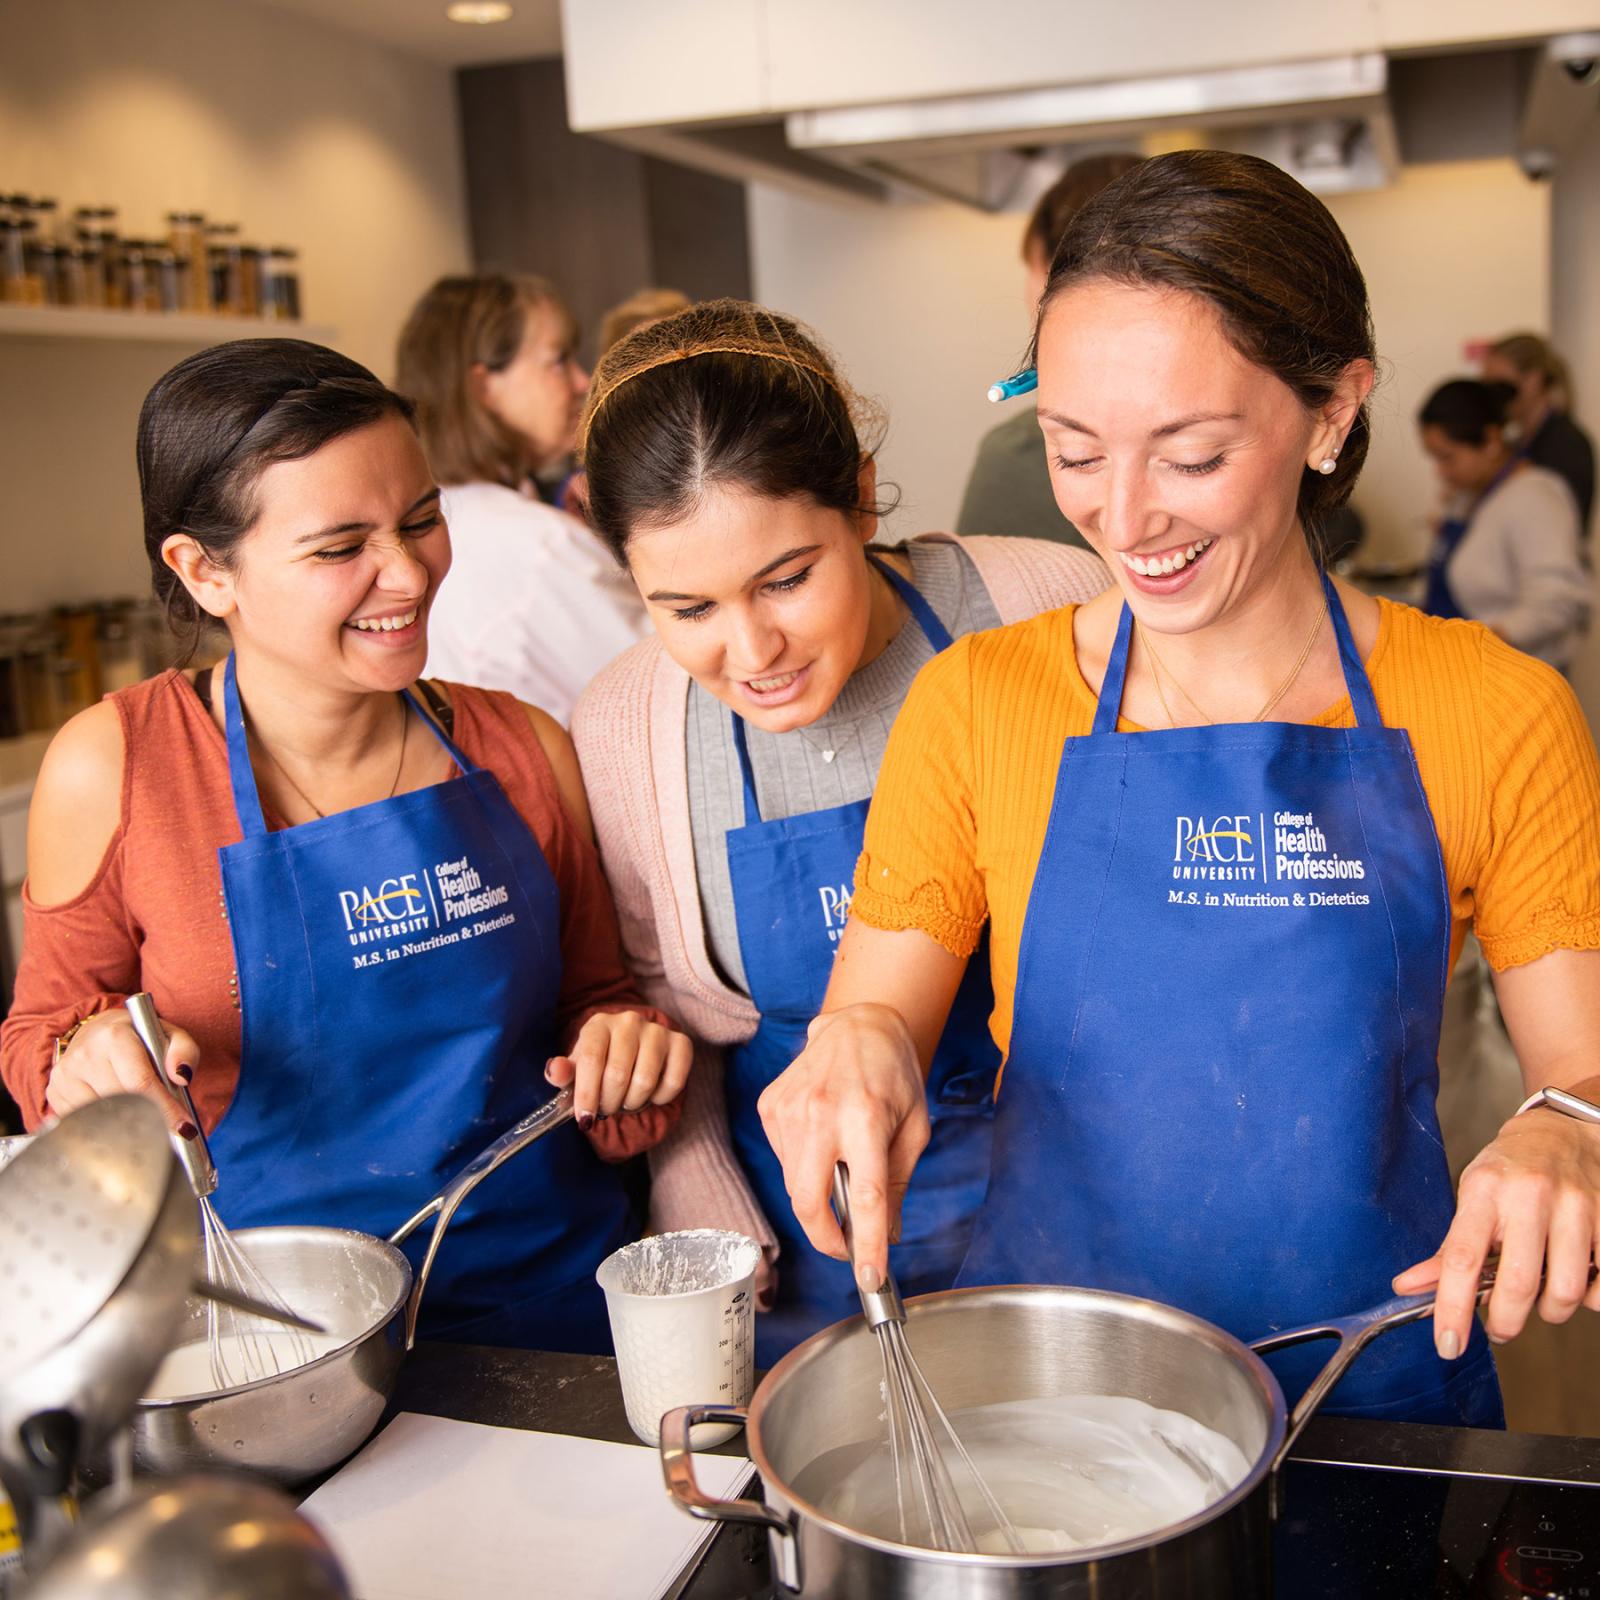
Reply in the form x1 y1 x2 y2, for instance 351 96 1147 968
571 534 1110 1260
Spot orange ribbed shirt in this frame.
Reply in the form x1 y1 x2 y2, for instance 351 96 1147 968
853 600 1600 1059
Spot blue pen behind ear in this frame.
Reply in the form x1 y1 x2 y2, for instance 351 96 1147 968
986 367 1037 403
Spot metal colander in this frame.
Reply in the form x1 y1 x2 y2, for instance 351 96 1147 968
0 1097 177 1381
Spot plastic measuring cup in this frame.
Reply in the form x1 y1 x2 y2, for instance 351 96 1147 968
596 1228 762 1447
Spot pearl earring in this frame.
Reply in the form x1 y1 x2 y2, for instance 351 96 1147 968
1317 457 1338 475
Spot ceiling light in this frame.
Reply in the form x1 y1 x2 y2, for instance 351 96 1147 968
446 2 513 22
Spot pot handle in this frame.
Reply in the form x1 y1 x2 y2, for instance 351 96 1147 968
661 1404 801 1593
1250 1264 1498 1477
387 1087 575 1349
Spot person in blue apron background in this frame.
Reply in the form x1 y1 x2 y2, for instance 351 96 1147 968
6 338 692 1354
568 299 1109 1364
756 152 1600 1423
1418 376 1588 671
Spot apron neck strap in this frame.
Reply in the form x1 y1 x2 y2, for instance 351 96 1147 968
222 653 270 839
1096 570 1379 731
1093 603 1136 734
221 655 479 838
732 551 953 825
1323 569 1381 728
867 550 955 652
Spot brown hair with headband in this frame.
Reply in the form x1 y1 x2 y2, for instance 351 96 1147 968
396 271 574 488
580 298 891 565
1037 149 1374 555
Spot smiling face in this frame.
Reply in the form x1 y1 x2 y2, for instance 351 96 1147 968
166 414 450 693
1036 280 1356 635
477 298 590 469
624 485 880 731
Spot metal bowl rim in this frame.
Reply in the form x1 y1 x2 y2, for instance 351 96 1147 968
745 1281 1289 1569
134 1223 413 1411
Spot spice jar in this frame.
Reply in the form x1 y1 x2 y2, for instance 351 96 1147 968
154 244 183 312
0 219 30 303
57 242 89 308
51 606 101 716
95 601 144 694
240 243 266 316
120 239 155 312
17 618 59 733
265 246 302 320
167 211 209 312
207 222 243 313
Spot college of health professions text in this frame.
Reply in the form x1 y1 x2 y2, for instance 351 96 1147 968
339 851 517 970
1166 808 1370 911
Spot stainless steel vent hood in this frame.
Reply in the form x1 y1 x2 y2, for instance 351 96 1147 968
562 3 1600 208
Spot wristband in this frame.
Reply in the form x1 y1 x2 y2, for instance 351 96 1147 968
1514 1086 1600 1126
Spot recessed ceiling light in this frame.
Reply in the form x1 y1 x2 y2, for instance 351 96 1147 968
446 1 513 22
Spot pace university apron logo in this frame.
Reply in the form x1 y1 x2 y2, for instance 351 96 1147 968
337 849 516 963
1170 807 1370 907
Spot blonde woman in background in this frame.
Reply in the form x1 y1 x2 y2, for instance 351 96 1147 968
562 288 693 525
396 273 650 724
1482 332 1595 538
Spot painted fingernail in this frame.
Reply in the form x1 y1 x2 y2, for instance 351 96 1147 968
177 1121 199 1141
1436 1328 1461 1360
544 1060 558 1083
856 1263 882 1294
175 1064 194 1084
576 1112 595 1132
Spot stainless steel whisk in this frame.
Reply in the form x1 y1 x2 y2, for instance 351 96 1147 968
831 1163 1023 1554
126 993 315 1391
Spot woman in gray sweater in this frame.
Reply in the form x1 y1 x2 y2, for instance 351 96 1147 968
1419 378 1589 670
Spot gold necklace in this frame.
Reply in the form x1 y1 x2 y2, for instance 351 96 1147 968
1137 598 1328 728
246 692 410 820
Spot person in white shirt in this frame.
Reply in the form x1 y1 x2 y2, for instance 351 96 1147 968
1419 378 1589 671
396 273 651 722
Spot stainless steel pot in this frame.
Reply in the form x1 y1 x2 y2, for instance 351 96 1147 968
125 1087 575 1485
662 1280 1488 1598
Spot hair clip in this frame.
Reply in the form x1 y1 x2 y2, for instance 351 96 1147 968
986 367 1037 404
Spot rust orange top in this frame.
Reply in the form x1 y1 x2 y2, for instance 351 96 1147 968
1 670 679 1160
853 600 1600 1059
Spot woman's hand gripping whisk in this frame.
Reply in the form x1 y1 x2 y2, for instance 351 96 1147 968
125 994 316 1389
831 1163 1023 1554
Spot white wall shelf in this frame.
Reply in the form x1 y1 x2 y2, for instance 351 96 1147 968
0 304 336 345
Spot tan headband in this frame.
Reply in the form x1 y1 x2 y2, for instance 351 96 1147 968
578 341 845 455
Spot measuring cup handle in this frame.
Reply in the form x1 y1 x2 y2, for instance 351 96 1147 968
660 1404 801 1594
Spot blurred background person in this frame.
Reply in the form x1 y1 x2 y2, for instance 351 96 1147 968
955 152 1143 547
1419 377 1589 669
396 272 650 724
1482 331 1595 541
598 286 691 355
563 288 694 522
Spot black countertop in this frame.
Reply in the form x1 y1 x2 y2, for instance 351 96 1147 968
387 1343 1600 1598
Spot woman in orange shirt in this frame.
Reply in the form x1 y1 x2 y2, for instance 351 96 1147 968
759 151 1600 1426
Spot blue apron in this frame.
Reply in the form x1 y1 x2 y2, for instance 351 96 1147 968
726 557 999 1365
958 576 1502 1425
207 655 634 1353
1423 459 1521 620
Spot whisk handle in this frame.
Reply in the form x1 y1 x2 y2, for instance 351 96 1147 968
125 992 217 1199
831 1162 905 1328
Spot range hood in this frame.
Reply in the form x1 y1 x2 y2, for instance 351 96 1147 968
785 54 1399 206
561 3 1600 208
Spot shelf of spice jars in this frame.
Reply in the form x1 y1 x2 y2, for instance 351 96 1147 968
0 304 336 345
